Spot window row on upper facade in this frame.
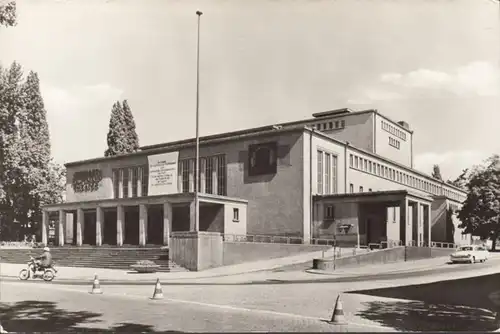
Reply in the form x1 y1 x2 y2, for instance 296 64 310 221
112 154 227 199
381 120 407 141
349 153 464 202
388 137 401 150
311 119 346 132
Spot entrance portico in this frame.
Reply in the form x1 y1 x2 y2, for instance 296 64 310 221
41 193 248 247
312 190 433 248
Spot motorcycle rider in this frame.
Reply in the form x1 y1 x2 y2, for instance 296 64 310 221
35 247 53 271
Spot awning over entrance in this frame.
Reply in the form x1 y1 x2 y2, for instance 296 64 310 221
312 190 434 248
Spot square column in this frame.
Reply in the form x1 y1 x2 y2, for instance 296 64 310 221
96 207 104 246
57 210 66 246
117 205 124 246
406 200 414 246
399 199 407 245
41 211 49 246
139 204 148 246
163 202 172 246
416 202 423 246
76 208 84 246
189 201 197 231
426 204 432 247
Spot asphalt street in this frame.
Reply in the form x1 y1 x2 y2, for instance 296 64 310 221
1 257 500 332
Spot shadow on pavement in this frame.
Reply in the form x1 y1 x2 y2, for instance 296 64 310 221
349 272 500 331
0 300 183 333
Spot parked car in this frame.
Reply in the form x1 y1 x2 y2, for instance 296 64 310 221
450 245 489 264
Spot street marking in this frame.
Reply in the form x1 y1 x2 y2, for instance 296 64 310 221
4 281 391 331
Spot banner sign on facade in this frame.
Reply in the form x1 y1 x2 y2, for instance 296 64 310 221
147 152 179 195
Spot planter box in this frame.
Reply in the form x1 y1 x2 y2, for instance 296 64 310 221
130 264 161 273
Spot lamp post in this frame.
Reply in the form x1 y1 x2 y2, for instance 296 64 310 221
194 10 203 232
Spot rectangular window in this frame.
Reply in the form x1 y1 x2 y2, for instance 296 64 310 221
325 205 335 220
233 208 239 222
205 157 213 194
329 122 333 129
359 186 364 192
325 153 331 194
349 154 353 167
363 159 367 171
354 156 359 169
341 120 345 128
217 155 227 196
350 183 354 193
122 169 129 199
181 160 190 193
132 167 138 198
317 150 323 194
331 155 338 194
335 121 339 128
112 169 120 199
141 165 148 196
368 161 372 173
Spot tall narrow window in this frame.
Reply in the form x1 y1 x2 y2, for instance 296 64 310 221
331 155 338 194
349 183 354 193
349 154 353 167
354 156 359 169
325 153 331 194
205 157 213 194
132 167 138 198
217 155 227 196
359 186 363 192
141 165 148 196
317 150 323 194
181 160 190 193
112 169 120 199
122 169 129 199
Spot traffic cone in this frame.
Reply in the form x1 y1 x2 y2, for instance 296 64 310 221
329 295 348 329
151 278 164 300
90 274 103 294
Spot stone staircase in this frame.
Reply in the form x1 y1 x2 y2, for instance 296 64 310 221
0 246 188 272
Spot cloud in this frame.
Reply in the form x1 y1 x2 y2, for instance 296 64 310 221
414 150 490 180
41 82 123 117
354 61 500 102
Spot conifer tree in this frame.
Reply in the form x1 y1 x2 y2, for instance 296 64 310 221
104 100 140 156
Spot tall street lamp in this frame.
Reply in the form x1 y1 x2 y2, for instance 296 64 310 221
194 10 203 232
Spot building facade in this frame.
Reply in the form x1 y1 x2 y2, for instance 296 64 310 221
41 108 469 248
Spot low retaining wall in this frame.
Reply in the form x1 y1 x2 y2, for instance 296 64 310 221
313 246 457 271
223 242 330 266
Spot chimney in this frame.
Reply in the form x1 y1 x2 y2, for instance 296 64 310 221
398 121 410 130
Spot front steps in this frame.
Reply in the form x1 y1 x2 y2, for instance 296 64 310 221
0 246 188 272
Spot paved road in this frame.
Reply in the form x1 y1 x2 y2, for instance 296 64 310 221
0 281 392 332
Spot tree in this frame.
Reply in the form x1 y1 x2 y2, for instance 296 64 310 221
432 164 443 180
0 1 16 27
458 154 500 251
104 100 140 157
0 64 65 240
447 168 469 190
121 100 140 152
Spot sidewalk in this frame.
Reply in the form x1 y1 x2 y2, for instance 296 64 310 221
0 253 458 284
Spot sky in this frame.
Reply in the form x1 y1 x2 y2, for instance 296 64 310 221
1 0 499 180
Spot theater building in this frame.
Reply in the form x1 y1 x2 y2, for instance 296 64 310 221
41 108 469 248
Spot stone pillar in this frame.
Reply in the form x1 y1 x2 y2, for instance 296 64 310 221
189 201 196 231
76 208 84 246
139 204 148 246
163 202 172 246
427 204 432 247
41 211 49 246
416 202 422 246
399 199 407 246
57 210 66 246
96 207 104 246
116 205 124 246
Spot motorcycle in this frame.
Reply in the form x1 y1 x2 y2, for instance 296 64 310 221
18 256 57 282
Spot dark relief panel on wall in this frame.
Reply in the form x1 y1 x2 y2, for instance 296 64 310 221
72 169 103 193
248 142 278 177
